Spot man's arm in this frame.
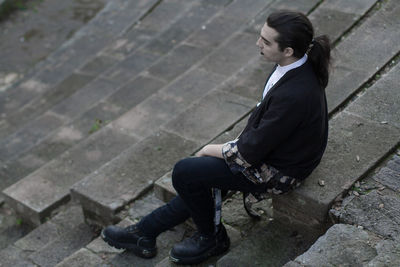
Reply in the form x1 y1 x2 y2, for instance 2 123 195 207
195 144 224 158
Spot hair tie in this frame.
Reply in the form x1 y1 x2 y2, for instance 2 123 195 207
306 38 315 54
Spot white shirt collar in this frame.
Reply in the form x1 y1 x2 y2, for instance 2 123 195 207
261 54 308 100
276 54 308 74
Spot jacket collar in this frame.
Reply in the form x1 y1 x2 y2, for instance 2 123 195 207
262 60 311 101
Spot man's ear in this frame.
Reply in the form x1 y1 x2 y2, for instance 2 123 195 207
283 47 294 57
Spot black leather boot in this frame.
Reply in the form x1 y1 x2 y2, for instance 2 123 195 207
101 224 157 258
169 224 230 265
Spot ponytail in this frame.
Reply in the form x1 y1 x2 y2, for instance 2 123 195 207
308 35 331 88
267 11 331 88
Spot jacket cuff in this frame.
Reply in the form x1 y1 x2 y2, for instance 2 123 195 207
222 140 252 169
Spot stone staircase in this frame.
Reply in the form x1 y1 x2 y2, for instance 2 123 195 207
1 0 400 266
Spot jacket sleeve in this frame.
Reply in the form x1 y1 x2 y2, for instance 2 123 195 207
222 140 252 170
236 93 306 166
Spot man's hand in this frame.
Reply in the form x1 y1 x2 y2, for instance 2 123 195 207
195 144 224 159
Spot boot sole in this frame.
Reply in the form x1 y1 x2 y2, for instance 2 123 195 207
101 229 157 258
169 237 230 265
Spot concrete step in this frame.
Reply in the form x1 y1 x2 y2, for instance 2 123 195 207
0 0 222 189
3 126 138 226
0 0 106 93
0 0 160 119
285 153 400 266
1 0 227 223
331 153 400 242
0 204 95 267
284 223 400 267
0 0 200 158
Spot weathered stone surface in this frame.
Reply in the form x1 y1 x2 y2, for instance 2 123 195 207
3 127 136 225
4 73 94 134
113 68 225 139
71 130 199 226
287 224 383 267
244 0 319 34
309 0 376 41
154 172 176 203
106 74 166 112
79 55 119 76
337 190 400 241
273 112 400 225
218 220 315 267
199 32 259 77
144 3 219 55
223 0 272 23
186 14 244 48
219 57 274 101
347 63 400 129
0 111 65 161
366 239 400 267
0 245 36 267
326 0 400 113
373 167 400 192
148 44 207 82
51 77 120 119
162 90 256 143
14 205 85 253
126 192 165 222
55 248 105 267
14 221 60 253
103 50 159 83
28 222 94 267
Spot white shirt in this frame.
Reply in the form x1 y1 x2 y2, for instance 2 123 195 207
262 54 308 99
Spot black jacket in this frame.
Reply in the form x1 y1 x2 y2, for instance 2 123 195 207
235 61 328 180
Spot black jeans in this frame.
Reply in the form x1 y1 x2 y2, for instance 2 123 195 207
137 156 265 237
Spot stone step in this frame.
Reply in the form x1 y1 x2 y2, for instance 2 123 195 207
0 0 200 153
331 153 400 241
0 0 160 118
0 0 106 94
0 204 95 267
272 41 400 229
55 248 107 267
0 0 222 182
1 0 227 217
285 152 400 266
3 126 138 226
284 223 400 267
325 0 400 114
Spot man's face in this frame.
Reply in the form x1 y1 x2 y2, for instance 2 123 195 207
256 23 286 64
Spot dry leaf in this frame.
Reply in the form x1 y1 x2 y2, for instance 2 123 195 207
379 203 384 209
353 191 360 196
355 181 360 187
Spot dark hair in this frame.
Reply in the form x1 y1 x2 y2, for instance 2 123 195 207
267 11 331 88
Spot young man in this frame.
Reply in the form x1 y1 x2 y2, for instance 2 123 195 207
101 11 330 265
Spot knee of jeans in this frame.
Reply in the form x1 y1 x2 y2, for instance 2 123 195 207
172 158 189 189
